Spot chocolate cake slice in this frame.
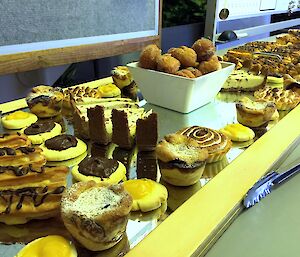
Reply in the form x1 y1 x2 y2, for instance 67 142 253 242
136 151 158 182
136 112 158 151
88 106 110 145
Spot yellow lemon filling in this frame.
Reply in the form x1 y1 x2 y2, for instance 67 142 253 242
98 83 121 97
1 111 38 130
220 123 255 142
123 179 168 212
15 235 77 257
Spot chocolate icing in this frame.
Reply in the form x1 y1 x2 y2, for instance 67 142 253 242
159 159 206 173
24 121 55 135
78 156 118 178
45 135 77 151
27 95 51 107
0 148 16 156
0 186 65 214
0 165 44 176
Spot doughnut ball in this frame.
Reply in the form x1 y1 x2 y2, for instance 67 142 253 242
157 54 181 74
192 38 216 61
139 44 161 70
168 46 197 67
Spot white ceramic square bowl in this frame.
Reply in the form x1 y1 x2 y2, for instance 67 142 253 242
127 61 235 113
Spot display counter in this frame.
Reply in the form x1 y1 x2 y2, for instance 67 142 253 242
0 82 299 256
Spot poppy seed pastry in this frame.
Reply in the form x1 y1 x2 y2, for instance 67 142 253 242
61 181 132 251
156 134 208 186
177 126 232 163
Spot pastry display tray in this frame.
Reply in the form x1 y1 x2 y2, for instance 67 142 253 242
0 86 300 257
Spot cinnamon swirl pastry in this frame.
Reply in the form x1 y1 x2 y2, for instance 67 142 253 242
61 181 132 251
176 126 232 163
0 133 31 148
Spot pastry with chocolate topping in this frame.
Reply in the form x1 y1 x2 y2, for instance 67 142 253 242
22 121 62 144
71 156 126 184
156 133 208 186
40 134 87 161
26 85 64 118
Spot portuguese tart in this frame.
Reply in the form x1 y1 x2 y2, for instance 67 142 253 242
123 179 167 212
71 156 126 184
61 181 132 251
156 133 208 186
0 133 31 148
254 87 300 111
98 83 121 98
236 97 277 128
40 134 87 161
15 235 77 257
177 126 232 163
26 85 64 118
22 121 62 144
1 111 38 130
220 123 255 142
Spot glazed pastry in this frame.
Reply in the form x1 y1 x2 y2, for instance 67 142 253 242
1 111 38 130
139 44 161 70
15 235 77 257
177 126 232 163
192 38 216 61
98 83 121 98
198 55 222 75
156 133 208 186
254 87 300 111
236 97 276 128
26 86 64 118
0 165 68 225
0 133 31 148
123 179 167 212
0 146 46 167
111 66 134 89
40 134 87 161
176 67 202 78
168 46 197 67
22 121 62 144
156 54 181 74
219 123 255 142
71 156 126 184
61 181 132 251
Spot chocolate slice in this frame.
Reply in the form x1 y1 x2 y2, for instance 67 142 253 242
136 113 158 151
112 109 132 149
136 151 158 181
88 106 110 145
78 156 118 178
45 135 77 151
24 121 55 135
